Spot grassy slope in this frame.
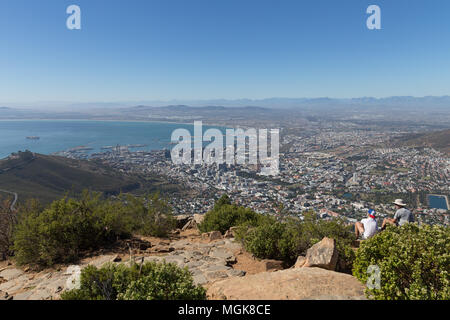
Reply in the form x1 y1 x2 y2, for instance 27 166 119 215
392 129 450 155
0 153 182 204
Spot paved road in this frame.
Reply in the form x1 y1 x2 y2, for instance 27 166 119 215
0 189 18 211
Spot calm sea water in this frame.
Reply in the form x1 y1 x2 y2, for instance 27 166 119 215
0 120 224 159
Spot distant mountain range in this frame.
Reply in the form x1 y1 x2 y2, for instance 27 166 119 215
2 96 450 110
1 96 449 126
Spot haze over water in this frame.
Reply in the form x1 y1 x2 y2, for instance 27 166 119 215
0 120 222 159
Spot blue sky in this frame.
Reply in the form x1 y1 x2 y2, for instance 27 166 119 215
1 0 450 104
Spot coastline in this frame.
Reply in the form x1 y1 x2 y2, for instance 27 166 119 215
0 119 233 160
0 118 235 129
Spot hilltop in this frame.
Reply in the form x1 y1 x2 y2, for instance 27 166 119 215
0 227 366 301
0 151 181 204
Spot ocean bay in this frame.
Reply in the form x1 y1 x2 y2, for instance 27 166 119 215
0 120 224 159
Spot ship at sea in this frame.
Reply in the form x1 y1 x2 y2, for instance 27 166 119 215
26 136 40 140
0 120 226 159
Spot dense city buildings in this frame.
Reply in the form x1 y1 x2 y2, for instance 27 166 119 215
55 122 449 227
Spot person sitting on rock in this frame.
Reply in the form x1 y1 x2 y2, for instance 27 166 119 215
355 209 378 240
381 199 414 230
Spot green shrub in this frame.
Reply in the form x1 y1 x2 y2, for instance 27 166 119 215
213 194 232 209
0 200 17 260
119 193 176 238
61 264 121 300
198 195 261 234
239 217 300 263
13 192 121 266
61 261 206 300
237 212 355 268
298 212 355 271
12 191 176 266
353 223 450 300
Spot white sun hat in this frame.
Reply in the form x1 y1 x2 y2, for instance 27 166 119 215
393 199 407 207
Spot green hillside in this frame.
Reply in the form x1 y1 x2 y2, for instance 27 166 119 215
0 151 182 204
392 129 450 155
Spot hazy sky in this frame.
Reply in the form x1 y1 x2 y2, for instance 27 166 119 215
1 0 450 104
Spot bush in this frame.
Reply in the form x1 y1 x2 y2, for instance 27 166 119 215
298 212 356 271
13 192 125 266
353 223 450 300
12 191 176 266
198 195 261 234
119 193 176 238
61 261 206 300
0 199 18 260
239 217 300 263
237 212 355 268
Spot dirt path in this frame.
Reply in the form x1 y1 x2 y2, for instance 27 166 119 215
0 229 267 300
0 189 18 211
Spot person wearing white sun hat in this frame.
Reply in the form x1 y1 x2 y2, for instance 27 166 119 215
381 199 414 230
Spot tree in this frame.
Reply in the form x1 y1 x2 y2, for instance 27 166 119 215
214 194 231 209
61 262 206 300
353 224 450 300
0 199 17 260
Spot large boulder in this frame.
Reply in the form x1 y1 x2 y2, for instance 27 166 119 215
175 215 192 229
294 256 307 268
193 214 205 225
182 219 197 231
0 268 24 281
261 259 284 272
207 267 366 300
201 231 222 242
224 226 239 238
303 237 338 271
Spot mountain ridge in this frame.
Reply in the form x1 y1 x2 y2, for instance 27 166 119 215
390 129 450 155
0 151 182 204
2 96 450 110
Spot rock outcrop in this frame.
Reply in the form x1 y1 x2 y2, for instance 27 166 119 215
303 237 338 271
201 231 222 242
175 215 192 229
207 267 367 300
0 234 362 300
193 214 205 225
294 256 307 268
181 219 197 231
261 259 284 272
224 226 239 238
0 237 245 300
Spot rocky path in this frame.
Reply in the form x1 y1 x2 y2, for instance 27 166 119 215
0 231 367 300
136 238 245 286
0 234 246 300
